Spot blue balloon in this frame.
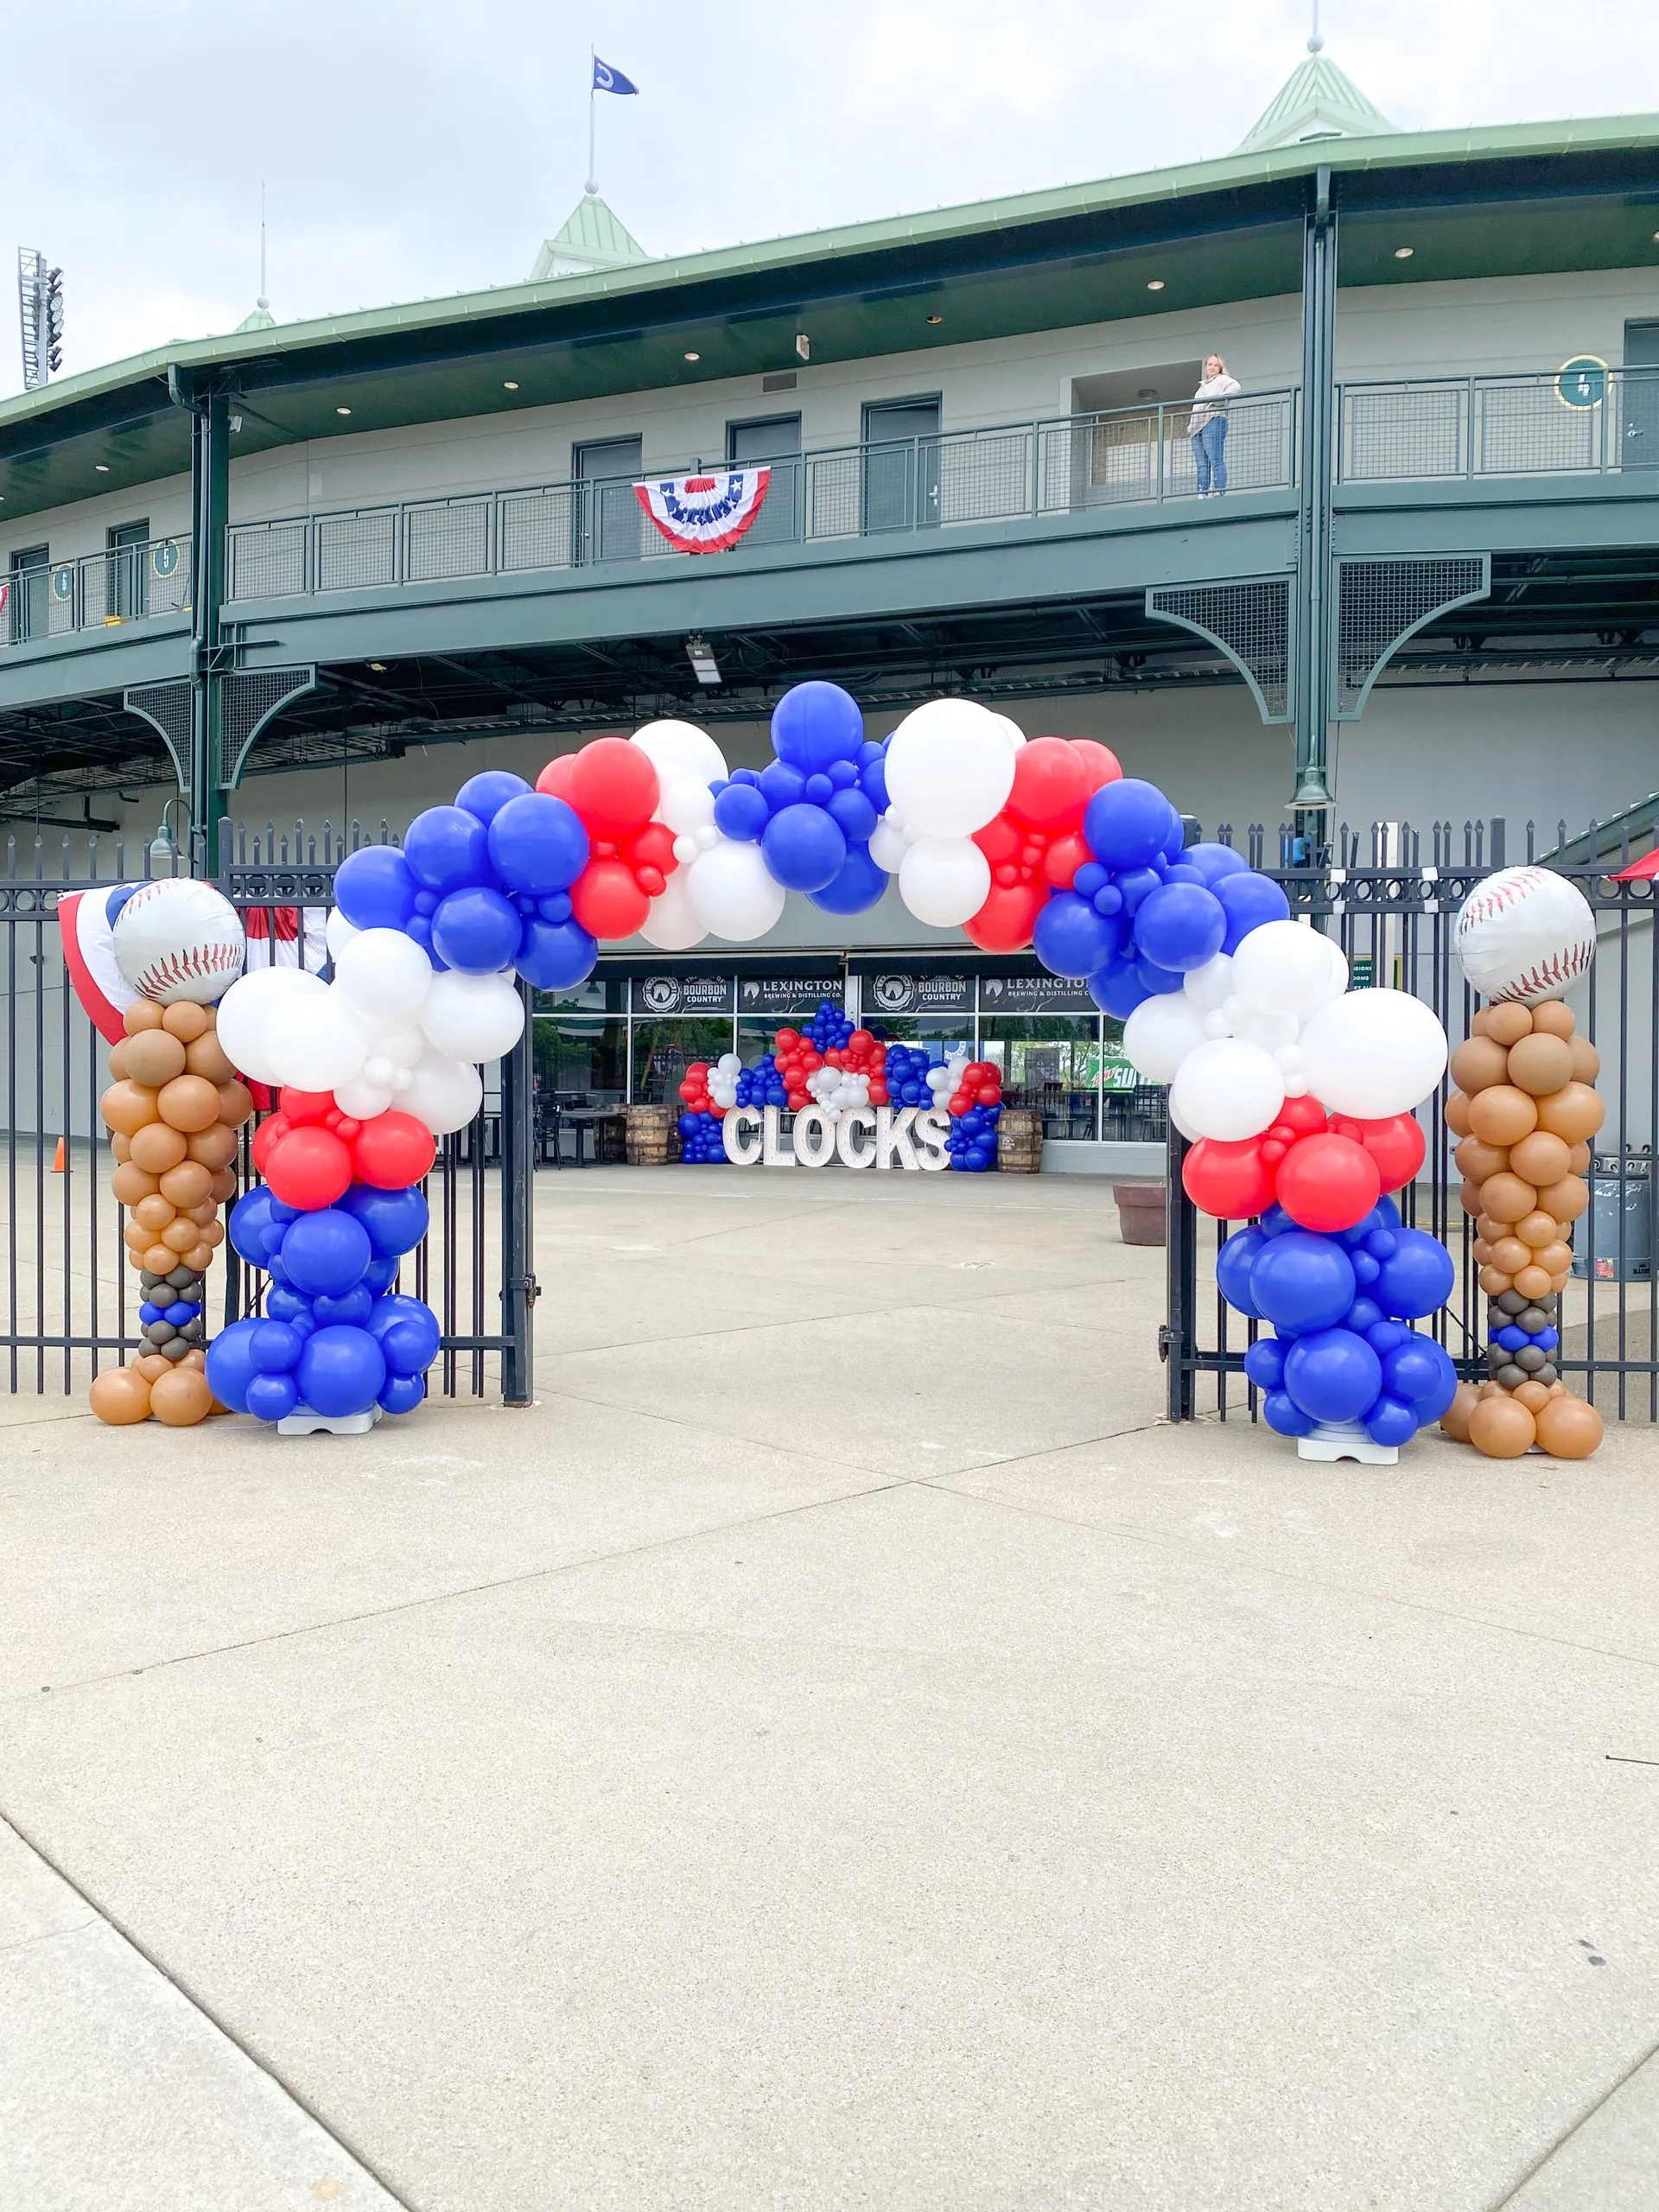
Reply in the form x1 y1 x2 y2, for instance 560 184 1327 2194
1283 1326 1384 1424
515 917 597 992
1243 1335 1287 1390
228 1188 276 1268
1217 1225 1268 1317
404 804 491 895
1384 1332 1452 1408
342 1184 429 1259
825 787 879 845
713 782 770 842
246 1371 300 1423
1084 779 1172 870
431 885 523 975
363 1257 399 1294
1133 883 1227 973
1087 955 1149 1019
1258 1203 1297 1238
313 1284 374 1328
809 842 889 915
1345 1296 1385 1335
1262 1389 1319 1437
1250 1230 1357 1334
860 750 889 813
1494 1324 1527 1353
486 792 588 895
1159 804 1186 859
264 1285 312 1324
762 804 847 893
378 1373 427 1415
333 844 418 931
1116 866 1163 917
1365 1319 1409 1356
366 1293 442 1376
1374 1227 1456 1319
281 1208 372 1298
1033 892 1123 980
1363 1395 1420 1447
758 759 807 810
250 1320 302 1374
1134 952 1186 995
1215 871 1293 955
1182 842 1252 887
203 1317 263 1414
1410 1338 1459 1423
772 680 864 772
455 770 531 827
296 1325 386 1418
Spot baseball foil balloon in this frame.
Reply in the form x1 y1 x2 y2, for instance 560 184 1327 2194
112 880 246 1005
1454 867 1595 1007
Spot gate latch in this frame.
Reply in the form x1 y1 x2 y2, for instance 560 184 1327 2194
1157 1325 1174 1364
520 1274 541 1308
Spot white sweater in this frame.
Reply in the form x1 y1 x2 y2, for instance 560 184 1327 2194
1189 372 1241 432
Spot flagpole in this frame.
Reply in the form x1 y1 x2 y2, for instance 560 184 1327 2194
586 47 597 194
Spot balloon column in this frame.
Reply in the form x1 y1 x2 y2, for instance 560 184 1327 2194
1437 867 1605 1461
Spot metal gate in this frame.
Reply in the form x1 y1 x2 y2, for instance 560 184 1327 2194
1165 817 1658 1423
0 822 534 1404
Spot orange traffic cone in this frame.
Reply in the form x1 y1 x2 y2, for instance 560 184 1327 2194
51 1136 65 1173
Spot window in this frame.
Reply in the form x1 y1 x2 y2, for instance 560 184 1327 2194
8 544 49 643
573 435 643 563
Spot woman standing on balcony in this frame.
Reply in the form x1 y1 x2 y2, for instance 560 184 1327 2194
1189 354 1241 495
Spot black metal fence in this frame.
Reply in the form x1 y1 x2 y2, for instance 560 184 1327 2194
1165 817 1658 1425
0 821 534 1404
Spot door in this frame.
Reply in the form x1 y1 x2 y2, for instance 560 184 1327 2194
861 397 941 533
8 546 48 643
106 518 149 620
1622 322 1659 469
727 414 801 544
574 435 643 563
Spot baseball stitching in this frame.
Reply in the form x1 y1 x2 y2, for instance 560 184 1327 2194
1458 868 1548 931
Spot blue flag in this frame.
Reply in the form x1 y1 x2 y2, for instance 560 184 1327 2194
592 56 639 95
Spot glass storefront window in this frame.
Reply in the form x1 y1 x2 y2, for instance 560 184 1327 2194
864 1016 975 1055
534 1017 627 1102
977 1014 1101 1140
630 1019 736 1104
1099 1014 1167 1141
533 976 626 1015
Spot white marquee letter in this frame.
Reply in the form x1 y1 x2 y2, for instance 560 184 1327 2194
722 1107 763 1165
836 1106 876 1168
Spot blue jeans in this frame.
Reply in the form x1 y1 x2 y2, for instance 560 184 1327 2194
1192 416 1228 493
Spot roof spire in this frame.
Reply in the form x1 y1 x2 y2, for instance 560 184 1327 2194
235 181 276 331
1235 15 1396 153
1308 0 1323 54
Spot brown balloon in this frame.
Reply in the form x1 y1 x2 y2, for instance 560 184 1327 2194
1567 1141 1592 1174
1459 1179 1485 1217
214 1080 255 1128
1484 1003 1534 1046
1568 1037 1600 1084
1529 1001 1576 1039
1509 1130 1570 1187
1506 1032 1575 1097
121 1030 188 1088
158 1160 213 1209
149 1366 214 1427
160 1001 212 1043
1513 1264 1553 1301
1489 1235 1531 1274
1443 1090 1473 1137
131 1193 177 1234
133 1351 173 1384
1478 1265 1514 1296
107 1039 130 1080
1450 1037 1511 1096
161 1217 200 1254
209 1166 239 1204
89 1368 152 1425
1476 1379 1503 1400
1535 1240 1574 1276
110 1132 132 1163
1535 1084 1605 1144
122 1001 164 1035
129 1122 189 1174
156 1074 222 1134
122 1221 151 1255
1471 1238 1495 1267
197 1218 225 1249
1515 1211 1561 1250
1479 1172 1538 1224
1513 1379 1553 1414
186 1124 240 1170
181 1241 215 1273
99 1081 161 1136
183 1033 237 1084
1535 1395 1604 1459
1456 1137 1511 1184
1535 1174 1590 1224
1467 1084 1539 1147
1468 1394 1537 1458
110 1162 160 1207
182 1197 219 1227
1475 1212 1508 1246
1440 1382 1479 1441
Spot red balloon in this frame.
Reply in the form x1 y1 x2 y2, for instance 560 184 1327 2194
627 820 678 878
963 879 1046 952
1330 1110 1427 1193
278 1087 334 1126
1042 832 1090 889
264 1123 353 1210
571 859 651 939
1182 1135 1278 1220
973 812 1023 867
352 1109 437 1191
250 1109 291 1174
1071 740 1123 793
1274 1131 1382 1233
565 736 658 836
535 753 576 799
1268 1095 1330 1141
1009 736 1090 829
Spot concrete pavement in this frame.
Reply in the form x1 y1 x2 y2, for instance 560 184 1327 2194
1 1166 1656 2209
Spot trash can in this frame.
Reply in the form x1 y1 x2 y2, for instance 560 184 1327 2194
1572 1153 1653 1281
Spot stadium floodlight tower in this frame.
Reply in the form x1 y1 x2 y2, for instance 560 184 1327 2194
16 248 65 390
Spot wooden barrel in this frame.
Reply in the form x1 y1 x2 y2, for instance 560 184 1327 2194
997 1107 1044 1174
1113 1181 1167 1247
625 1104 672 1166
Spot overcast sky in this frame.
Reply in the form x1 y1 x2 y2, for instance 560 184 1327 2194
9 0 1659 394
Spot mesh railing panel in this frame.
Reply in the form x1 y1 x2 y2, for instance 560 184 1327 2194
316 510 398 593
499 487 575 573
406 499 491 582
1476 382 1605 474
1147 577 1292 720
229 523 307 601
1335 556 1489 713
1341 386 1466 480
226 669 316 762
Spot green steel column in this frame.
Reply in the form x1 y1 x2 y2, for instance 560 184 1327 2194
1294 166 1338 833
172 371 232 875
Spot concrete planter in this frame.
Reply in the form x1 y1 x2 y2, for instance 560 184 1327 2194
1113 1181 1166 1247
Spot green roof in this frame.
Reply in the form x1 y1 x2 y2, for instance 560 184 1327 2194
1236 48 1398 153
529 191 650 283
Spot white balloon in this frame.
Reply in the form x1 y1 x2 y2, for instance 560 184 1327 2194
332 927 434 1015
1167 1091 1203 1141
630 718 728 787
1311 937 1350 1009
1122 994 1210 1084
335 1071 395 1120
987 711 1027 752
1168 1038 1286 1141
685 837 786 943
898 835 992 928
359 1020 426 1072
1298 988 1448 1118
659 777 717 837
324 907 360 963
213 968 327 1086
1202 1009 1230 1039
868 814 911 872
420 970 525 1063
884 699 1016 838
640 870 709 951
264 986 370 1092
402 1049 485 1135
1183 951 1234 1013
1225 1001 1300 1054
1230 920 1344 1019
671 834 699 865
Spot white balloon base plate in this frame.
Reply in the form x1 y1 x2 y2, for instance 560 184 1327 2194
276 1404 384 1438
1296 1421 1398 1465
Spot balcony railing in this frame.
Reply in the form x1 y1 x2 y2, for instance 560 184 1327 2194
221 392 1300 604
1338 366 1659 481
2 536 189 649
